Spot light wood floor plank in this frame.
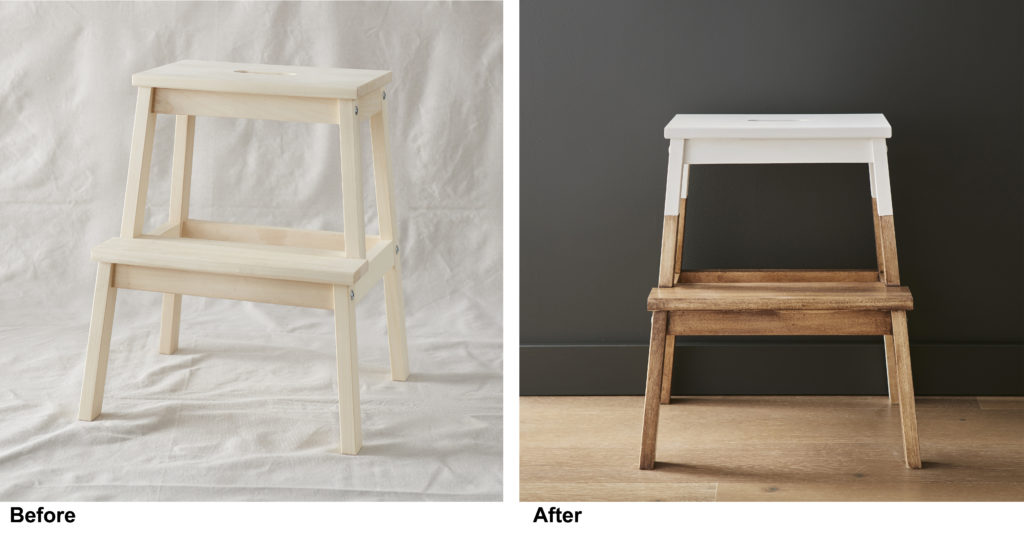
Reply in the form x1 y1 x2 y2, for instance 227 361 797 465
520 396 1024 501
521 482 717 502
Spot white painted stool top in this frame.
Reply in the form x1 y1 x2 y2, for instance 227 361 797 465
661 113 896 217
132 60 392 99
664 114 891 140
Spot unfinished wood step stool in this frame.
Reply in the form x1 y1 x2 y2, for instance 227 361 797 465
640 114 921 470
78 60 409 455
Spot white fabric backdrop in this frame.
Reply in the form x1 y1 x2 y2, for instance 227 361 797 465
0 1 502 501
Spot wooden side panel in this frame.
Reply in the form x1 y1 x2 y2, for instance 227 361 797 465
153 88 340 124
113 264 334 309
677 270 879 283
649 283 914 311
182 219 381 252
667 310 893 336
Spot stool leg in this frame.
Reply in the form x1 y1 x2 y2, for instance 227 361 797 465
79 263 118 421
159 115 196 355
891 311 921 468
640 311 668 470
659 336 674 404
382 266 410 381
883 334 899 405
338 100 366 259
370 95 409 381
159 295 181 355
333 286 362 455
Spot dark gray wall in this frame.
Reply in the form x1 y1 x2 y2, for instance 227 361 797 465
521 0 1024 395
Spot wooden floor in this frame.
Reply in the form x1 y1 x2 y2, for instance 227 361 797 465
520 396 1024 501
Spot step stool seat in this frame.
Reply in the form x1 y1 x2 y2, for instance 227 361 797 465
92 236 372 285
132 60 391 99
664 113 892 139
648 282 913 311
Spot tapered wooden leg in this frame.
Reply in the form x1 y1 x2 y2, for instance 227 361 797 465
338 100 366 259
159 115 196 355
159 294 181 354
891 311 921 468
659 335 675 404
79 263 118 421
640 311 668 470
333 286 362 455
369 95 410 381
871 199 885 282
883 334 899 405
382 265 410 381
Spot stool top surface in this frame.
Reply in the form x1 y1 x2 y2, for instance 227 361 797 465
664 114 891 140
132 60 391 99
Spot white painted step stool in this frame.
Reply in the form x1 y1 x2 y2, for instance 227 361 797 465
640 114 921 469
78 60 409 455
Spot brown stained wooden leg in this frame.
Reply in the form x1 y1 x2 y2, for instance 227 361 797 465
658 216 679 288
871 199 885 282
883 334 899 405
891 311 921 468
640 311 668 470
673 198 686 283
660 335 674 404
879 215 901 286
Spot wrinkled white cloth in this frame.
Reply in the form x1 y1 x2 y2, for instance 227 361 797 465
0 1 502 501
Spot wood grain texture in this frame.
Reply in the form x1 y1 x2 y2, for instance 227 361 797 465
78 263 117 421
883 334 899 405
159 114 196 355
657 215 678 288
891 311 921 468
134 60 391 99
521 482 717 502
153 88 340 124
672 199 686 281
182 219 382 252
667 310 893 336
114 264 334 309
659 336 675 404
333 286 362 455
119 87 157 238
93 236 367 285
648 283 913 311
879 215 901 286
369 95 410 381
871 199 884 281
338 99 366 258
639 312 668 469
522 396 1024 501
677 269 879 283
